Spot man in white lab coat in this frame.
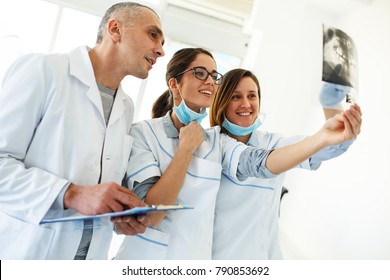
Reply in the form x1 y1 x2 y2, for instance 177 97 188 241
0 2 165 259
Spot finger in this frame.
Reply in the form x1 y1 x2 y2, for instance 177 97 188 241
137 215 151 227
349 104 363 125
115 188 147 208
116 185 141 198
111 216 122 223
343 111 356 139
345 109 358 126
345 109 360 137
351 106 363 124
114 222 138 235
107 200 127 213
123 217 148 234
351 103 362 115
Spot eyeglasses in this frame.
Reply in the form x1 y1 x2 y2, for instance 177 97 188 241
175 66 223 85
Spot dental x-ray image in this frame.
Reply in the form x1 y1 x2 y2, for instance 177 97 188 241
322 24 358 103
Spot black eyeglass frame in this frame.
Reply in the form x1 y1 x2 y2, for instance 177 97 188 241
175 66 223 85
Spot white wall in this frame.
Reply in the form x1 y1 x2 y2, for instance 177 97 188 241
247 0 390 259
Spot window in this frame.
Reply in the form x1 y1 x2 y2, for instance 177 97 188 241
53 8 101 53
0 0 58 77
1 0 243 124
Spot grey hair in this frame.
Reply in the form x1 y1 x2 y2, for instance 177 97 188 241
96 2 158 44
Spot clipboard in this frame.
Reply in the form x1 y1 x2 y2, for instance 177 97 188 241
39 204 193 224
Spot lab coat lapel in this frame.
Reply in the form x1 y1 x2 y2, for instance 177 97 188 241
68 47 105 123
107 87 125 127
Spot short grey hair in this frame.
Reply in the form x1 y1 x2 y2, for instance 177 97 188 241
96 2 158 44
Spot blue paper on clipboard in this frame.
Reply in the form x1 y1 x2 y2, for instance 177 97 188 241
39 204 193 224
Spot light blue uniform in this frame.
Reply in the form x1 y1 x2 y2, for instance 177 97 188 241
115 113 274 260
212 130 352 259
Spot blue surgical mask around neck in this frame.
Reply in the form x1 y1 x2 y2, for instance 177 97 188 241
222 115 262 136
173 99 207 125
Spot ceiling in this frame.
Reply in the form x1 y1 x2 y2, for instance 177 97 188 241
43 0 373 19
166 0 253 25
304 0 373 15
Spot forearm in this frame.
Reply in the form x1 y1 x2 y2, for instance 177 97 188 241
265 132 325 174
309 139 353 167
145 145 195 225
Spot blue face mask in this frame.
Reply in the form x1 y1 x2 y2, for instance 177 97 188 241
173 99 208 125
222 116 262 136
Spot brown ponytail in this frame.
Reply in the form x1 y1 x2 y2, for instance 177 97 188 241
151 90 173 118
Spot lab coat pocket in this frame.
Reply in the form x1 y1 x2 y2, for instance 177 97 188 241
115 227 169 260
0 211 55 259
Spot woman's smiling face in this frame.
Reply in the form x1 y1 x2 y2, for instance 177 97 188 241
174 53 218 112
225 76 260 127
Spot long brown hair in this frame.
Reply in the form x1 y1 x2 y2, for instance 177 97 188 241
151 48 214 118
210 68 261 129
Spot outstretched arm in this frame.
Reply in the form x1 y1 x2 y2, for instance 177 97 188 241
265 103 362 174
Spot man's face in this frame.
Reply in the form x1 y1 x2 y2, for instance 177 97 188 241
119 8 165 79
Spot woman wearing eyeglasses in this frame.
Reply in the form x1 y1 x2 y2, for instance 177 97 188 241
115 47 253 260
114 48 360 260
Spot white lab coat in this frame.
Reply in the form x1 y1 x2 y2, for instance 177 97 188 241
0 46 134 259
115 117 247 259
212 130 350 259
